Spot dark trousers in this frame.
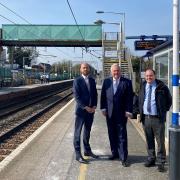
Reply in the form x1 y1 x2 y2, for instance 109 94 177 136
106 112 128 161
73 113 94 158
143 116 166 164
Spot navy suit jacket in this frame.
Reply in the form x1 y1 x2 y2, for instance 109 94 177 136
100 77 133 121
73 75 97 117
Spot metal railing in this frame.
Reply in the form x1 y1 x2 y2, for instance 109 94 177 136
103 32 119 41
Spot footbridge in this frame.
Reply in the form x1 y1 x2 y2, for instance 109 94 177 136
0 24 102 47
0 24 133 79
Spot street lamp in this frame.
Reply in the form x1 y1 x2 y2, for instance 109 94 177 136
23 56 32 84
96 11 125 40
94 19 122 66
94 19 119 26
96 11 125 44
96 11 126 63
69 61 72 79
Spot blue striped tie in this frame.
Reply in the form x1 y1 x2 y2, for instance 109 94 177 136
147 85 152 113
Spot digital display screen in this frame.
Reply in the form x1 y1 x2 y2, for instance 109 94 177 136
134 40 165 50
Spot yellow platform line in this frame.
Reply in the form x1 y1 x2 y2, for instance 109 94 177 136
78 156 89 180
78 118 169 180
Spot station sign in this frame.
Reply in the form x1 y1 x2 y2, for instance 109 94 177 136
104 59 119 63
134 40 165 50
105 50 118 58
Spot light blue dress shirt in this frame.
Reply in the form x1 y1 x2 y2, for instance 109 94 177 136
113 78 119 94
143 81 157 115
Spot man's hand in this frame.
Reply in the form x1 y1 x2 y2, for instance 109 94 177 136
102 110 107 117
84 106 95 113
125 112 133 119
91 106 96 113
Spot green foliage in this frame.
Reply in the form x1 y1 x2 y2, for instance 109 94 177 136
131 56 141 73
51 61 97 78
8 47 33 68
131 56 141 92
143 57 153 69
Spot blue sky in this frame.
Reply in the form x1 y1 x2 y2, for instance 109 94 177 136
0 0 174 70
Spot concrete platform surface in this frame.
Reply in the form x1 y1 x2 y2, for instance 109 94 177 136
0 94 168 180
0 80 71 95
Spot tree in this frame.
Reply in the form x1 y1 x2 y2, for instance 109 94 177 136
143 57 153 70
131 55 141 92
8 47 33 68
131 55 141 73
51 61 97 78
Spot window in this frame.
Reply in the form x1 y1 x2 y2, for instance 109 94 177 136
155 53 168 84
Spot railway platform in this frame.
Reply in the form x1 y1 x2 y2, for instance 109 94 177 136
0 91 168 180
0 81 70 95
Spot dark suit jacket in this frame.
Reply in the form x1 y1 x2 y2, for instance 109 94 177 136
100 77 133 120
73 75 97 117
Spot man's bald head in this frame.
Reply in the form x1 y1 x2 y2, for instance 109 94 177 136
80 63 90 76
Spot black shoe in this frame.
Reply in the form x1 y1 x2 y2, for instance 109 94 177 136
76 156 89 164
122 160 129 167
84 151 99 159
144 160 155 167
157 164 165 172
108 155 119 160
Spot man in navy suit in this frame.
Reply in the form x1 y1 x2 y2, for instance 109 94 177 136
100 64 133 167
73 63 98 164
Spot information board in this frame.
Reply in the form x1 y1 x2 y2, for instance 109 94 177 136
134 40 165 50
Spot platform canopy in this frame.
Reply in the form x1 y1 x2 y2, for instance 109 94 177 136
0 24 102 47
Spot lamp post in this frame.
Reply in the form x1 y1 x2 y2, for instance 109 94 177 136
23 56 32 84
96 11 125 50
96 11 125 67
69 60 72 79
94 19 121 66
169 0 180 180
43 63 46 75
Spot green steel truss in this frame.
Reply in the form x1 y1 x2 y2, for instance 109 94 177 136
1 24 102 47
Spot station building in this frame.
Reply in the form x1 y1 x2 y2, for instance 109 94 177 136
145 38 180 137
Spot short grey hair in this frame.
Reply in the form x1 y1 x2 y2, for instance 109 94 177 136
110 63 121 71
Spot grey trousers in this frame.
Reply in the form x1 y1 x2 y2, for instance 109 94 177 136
143 116 166 164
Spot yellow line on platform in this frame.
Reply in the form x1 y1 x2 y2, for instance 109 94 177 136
78 157 89 180
78 164 88 180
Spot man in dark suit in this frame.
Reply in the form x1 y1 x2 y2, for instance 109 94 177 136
73 63 98 164
138 69 172 172
100 64 133 167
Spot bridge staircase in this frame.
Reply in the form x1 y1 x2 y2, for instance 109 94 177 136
102 32 133 79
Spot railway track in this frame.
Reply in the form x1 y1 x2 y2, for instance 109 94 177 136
0 88 73 162
0 86 71 118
